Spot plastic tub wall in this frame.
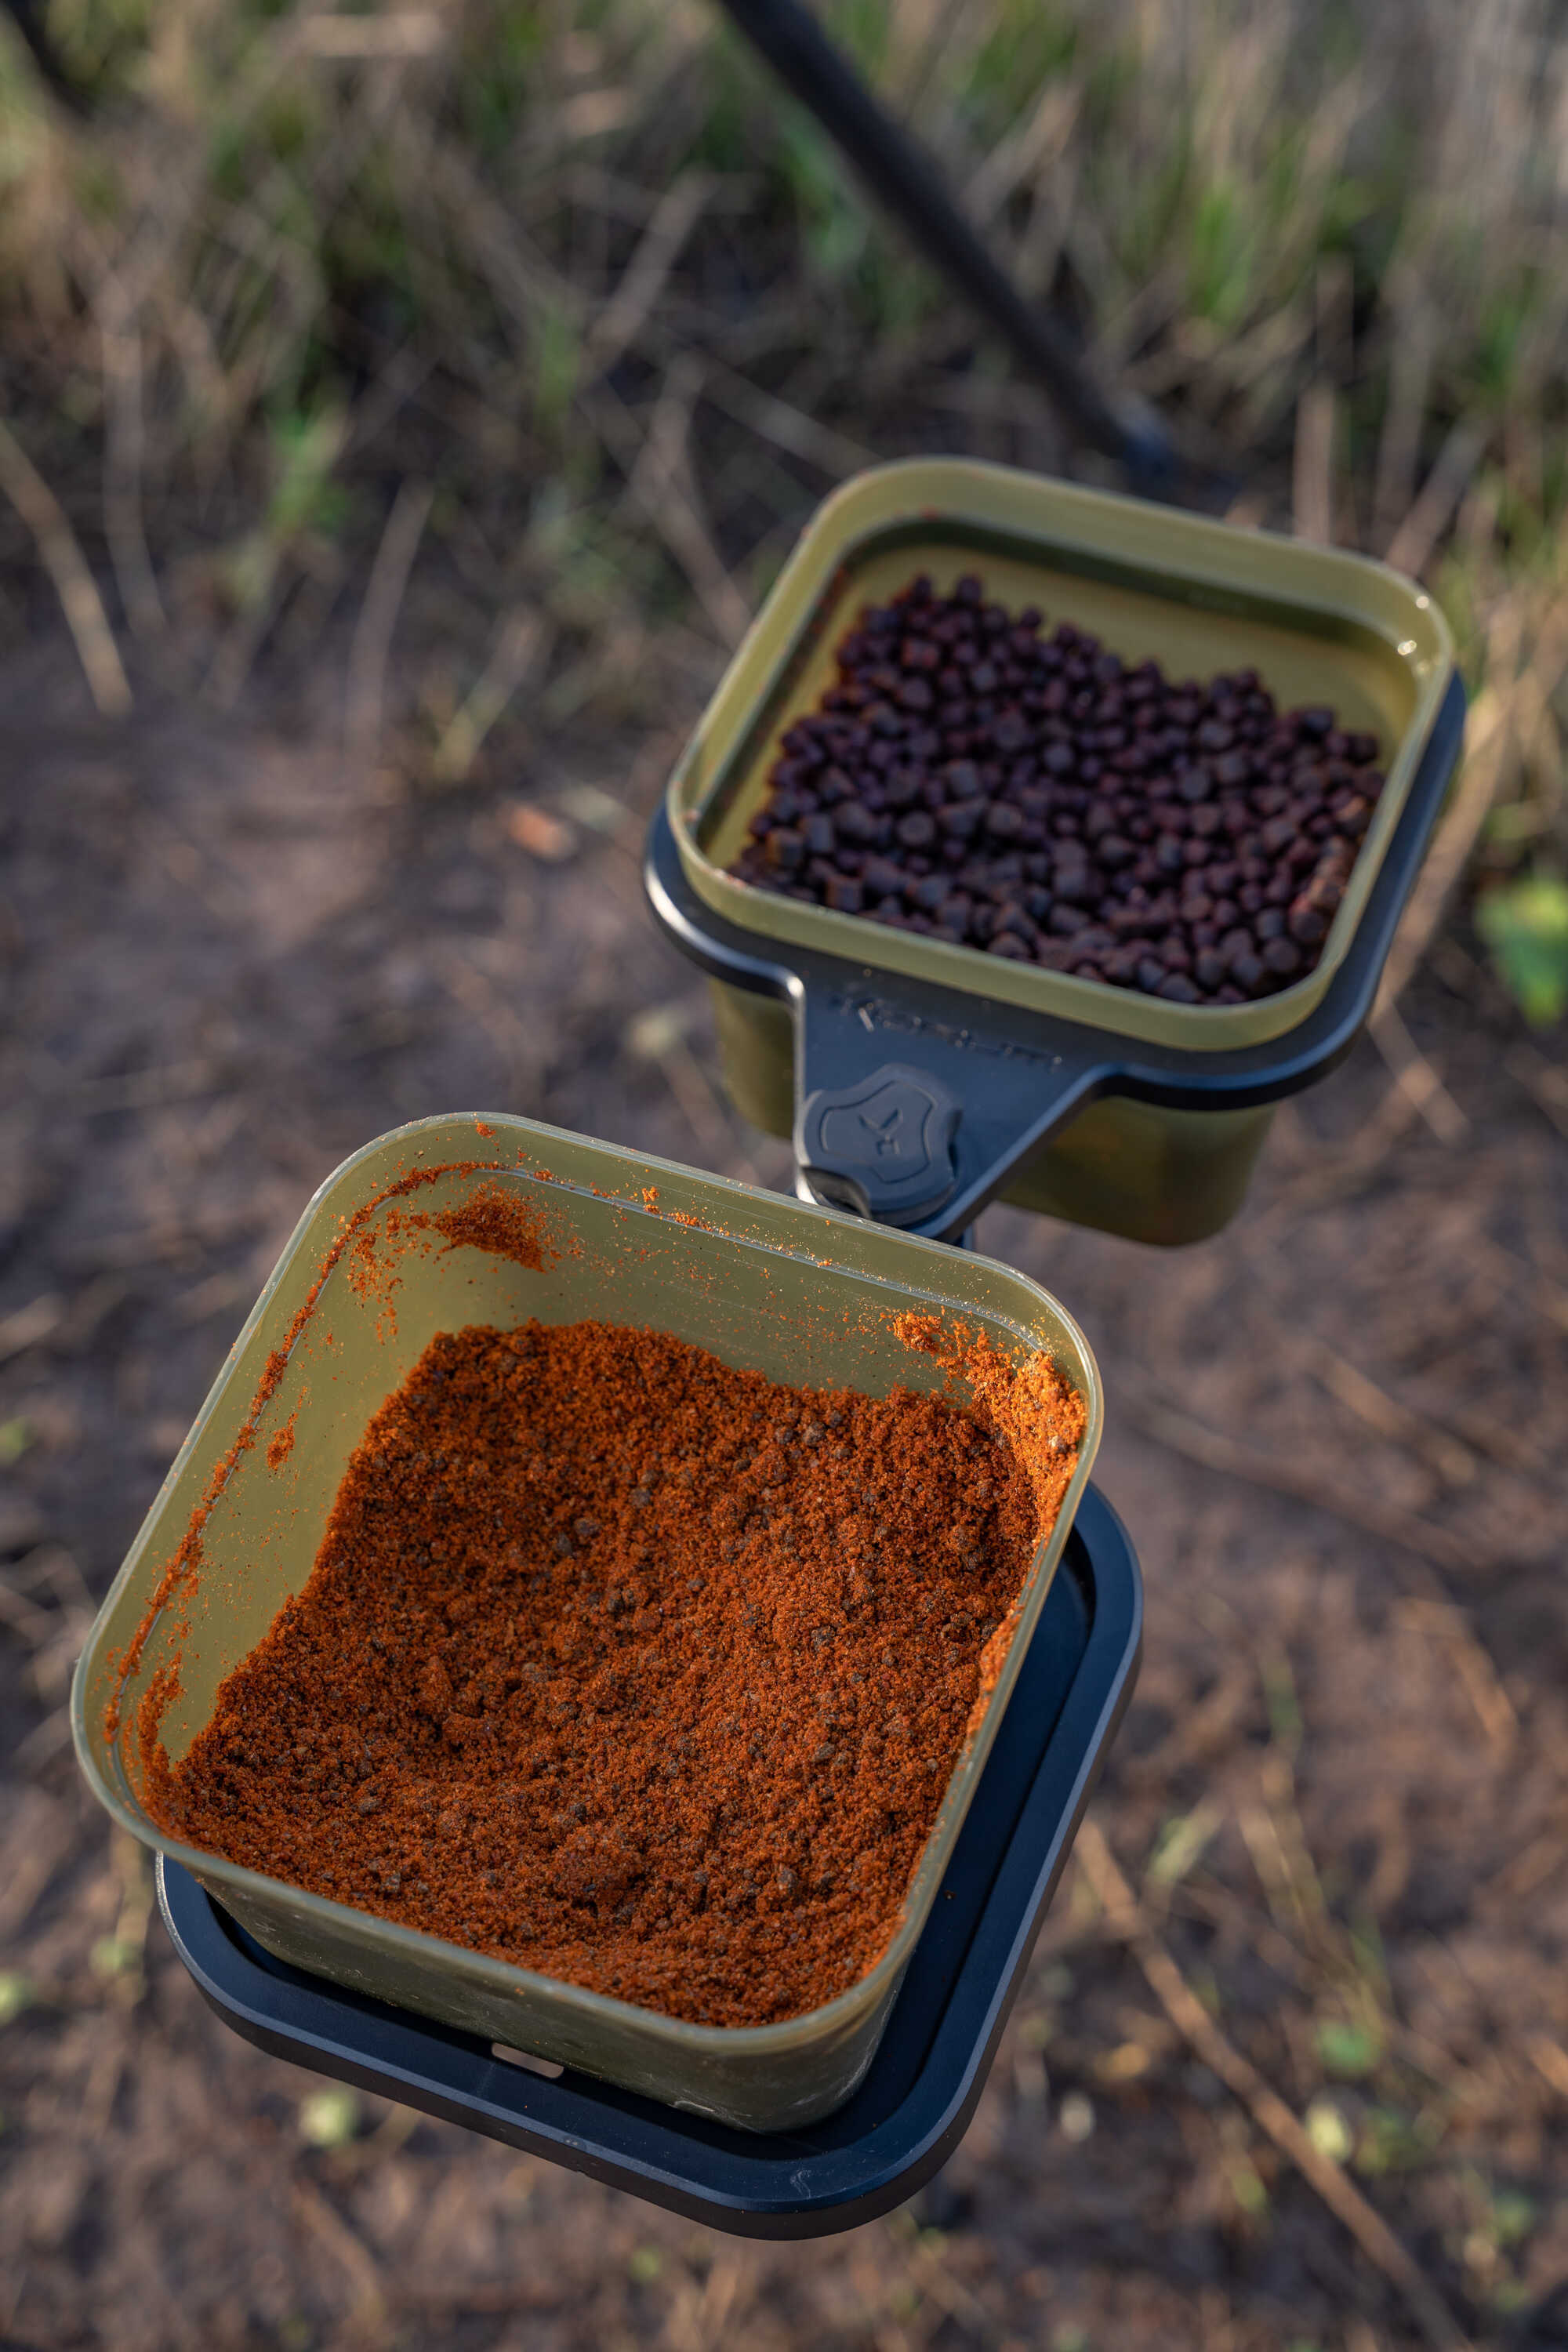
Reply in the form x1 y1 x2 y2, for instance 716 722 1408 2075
73 1114 1102 2130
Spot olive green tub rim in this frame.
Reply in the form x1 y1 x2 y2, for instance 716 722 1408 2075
71 1110 1104 2088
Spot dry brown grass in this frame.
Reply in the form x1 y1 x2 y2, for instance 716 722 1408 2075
0 0 1562 930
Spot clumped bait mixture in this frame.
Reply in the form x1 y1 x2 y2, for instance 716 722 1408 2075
728 570 1387 1004
145 1316 1083 2025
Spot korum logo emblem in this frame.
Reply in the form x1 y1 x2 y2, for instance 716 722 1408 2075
797 1065 960 1225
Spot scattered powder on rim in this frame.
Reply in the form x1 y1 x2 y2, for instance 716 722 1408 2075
401 1180 557 1272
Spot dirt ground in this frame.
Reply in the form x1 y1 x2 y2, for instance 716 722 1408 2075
1 624 1565 2352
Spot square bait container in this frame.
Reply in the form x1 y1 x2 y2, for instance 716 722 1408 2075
155 1485 1142 2239
648 459 1464 1244
73 1114 1102 2133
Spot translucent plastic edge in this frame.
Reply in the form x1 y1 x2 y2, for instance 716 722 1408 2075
72 1110 1103 2061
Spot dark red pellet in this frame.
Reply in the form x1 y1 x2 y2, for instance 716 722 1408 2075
1160 971 1202 1002
726 575 1384 1007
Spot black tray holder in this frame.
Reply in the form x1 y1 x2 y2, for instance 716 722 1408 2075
644 674 1466 1237
158 1486 1141 2239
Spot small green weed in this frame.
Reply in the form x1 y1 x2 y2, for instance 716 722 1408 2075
1476 874 1568 1028
0 1972 35 2024
298 2085 361 2147
1314 2017 1383 2080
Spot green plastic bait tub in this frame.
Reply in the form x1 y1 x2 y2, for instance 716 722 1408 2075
660 460 1457 1244
72 1113 1101 2132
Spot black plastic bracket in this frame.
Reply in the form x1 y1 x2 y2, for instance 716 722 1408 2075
791 978 1110 1233
796 1060 962 1224
645 672 1465 1243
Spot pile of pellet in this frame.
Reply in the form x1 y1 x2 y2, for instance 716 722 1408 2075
728 572 1386 1004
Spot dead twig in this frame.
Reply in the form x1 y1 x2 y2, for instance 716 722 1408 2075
586 169 714 377
1526 2034 1568 2103
1075 1820 1474 2352
1371 302 1435 545
432 945 542 1102
1260 1065 1461 1214
1506 1040 1568 1142
657 2251 750 2352
98 302 166 642
0 416 132 713
0 1574 58 1646
345 477 434 766
299 10 445 58
1373 685 1514 1018
1122 1376 1472 1578
1301 1334 1477 1488
1367 1000 1469 1145
291 2177 390 2349
588 364 753 650
430 607 550 786
1384 419 1490 579
1396 1599 1518 1759
1377 583 1568 1018
698 358 878 481
0 1292 65 1364
900 2232 1004 2346
624 1000 757 1175
205 405 350 710
1292 381 1336 545
965 78 1079 226
13 1707 74 1767
425 134 583 337
1483 1814 1566 1905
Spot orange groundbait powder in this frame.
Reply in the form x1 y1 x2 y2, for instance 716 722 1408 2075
402 1181 554 1271
142 1318 1083 2026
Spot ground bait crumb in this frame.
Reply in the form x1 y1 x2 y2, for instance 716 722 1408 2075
145 1317 1083 2025
400 1180 557 1271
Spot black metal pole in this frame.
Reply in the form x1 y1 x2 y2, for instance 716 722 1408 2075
2 0 89 114
710 0 1175 495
